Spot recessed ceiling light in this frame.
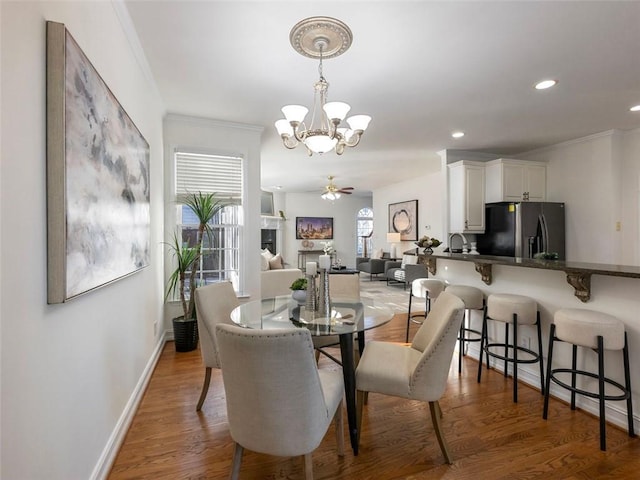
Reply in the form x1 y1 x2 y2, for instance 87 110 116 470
451 131 465 139
630 105 640 112
535 79 557 90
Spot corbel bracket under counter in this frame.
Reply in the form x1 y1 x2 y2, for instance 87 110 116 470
565 271 592 303
418 253 640 303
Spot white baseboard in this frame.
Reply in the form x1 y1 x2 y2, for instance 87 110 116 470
90 331 168 480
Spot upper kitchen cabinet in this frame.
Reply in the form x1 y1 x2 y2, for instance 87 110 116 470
448 160 485 233
485 158 546 203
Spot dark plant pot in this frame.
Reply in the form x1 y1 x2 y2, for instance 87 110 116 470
172 316 198 352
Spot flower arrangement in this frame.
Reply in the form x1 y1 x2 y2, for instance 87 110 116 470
415 235 442 249
321 241 334 254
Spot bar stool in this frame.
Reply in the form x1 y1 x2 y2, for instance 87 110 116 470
477 293 545 403
406 278 445 342
543 308 635 451
446 285 485 374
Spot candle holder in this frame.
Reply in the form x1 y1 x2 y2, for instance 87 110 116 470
305 274 317 313
317 268 331 317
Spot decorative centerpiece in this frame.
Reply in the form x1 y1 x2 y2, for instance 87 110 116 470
415 235 441 254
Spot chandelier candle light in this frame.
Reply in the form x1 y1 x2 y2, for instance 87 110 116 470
275 17 371 155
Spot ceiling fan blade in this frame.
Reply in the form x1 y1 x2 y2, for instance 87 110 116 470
337 187 354 193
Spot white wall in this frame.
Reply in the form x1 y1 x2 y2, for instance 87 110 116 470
372 171 445 257
162 114 263 307
282 193 372 269
521 129 640 265
1 2 165 479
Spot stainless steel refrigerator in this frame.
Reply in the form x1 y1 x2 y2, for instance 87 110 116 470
476 202 565 259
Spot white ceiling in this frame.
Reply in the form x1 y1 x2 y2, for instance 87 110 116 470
124 1 640 196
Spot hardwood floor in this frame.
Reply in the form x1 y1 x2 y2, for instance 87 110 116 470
108 312 640 479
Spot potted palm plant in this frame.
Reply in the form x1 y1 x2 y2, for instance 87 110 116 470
165 191 228 351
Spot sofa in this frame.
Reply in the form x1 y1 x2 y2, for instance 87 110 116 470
384 254 428 290
260 248 304 299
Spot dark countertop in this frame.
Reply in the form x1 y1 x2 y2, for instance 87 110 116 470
422 252 640 278
416 252 640 302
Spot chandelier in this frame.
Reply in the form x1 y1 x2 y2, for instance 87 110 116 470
274 17 371 156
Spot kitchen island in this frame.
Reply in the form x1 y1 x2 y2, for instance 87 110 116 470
414 251 639 434
419 252 640 302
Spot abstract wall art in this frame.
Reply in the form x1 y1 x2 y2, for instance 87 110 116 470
388 200 418 241
46 21 150 303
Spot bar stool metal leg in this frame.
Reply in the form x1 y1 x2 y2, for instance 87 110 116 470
542 323 555 420
513 314 518 403
623 333 635 437
536 312 545 396
597 335 606 451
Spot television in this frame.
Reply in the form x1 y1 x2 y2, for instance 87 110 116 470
295 216 333 240
260 190 274 216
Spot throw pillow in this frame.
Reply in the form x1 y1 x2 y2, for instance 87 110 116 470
261 248 274 271
268 253 284 270
260 253 270 271
371 248 383 259
401 254 418 268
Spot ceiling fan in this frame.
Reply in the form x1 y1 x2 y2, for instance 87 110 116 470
321 175 353 200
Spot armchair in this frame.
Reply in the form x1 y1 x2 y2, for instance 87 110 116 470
385 255 426 290
356 254 389 280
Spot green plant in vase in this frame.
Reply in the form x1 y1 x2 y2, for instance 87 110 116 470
165 191 228 351
290 277 308 304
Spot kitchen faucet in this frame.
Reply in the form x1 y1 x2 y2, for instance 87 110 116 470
448 232 469 253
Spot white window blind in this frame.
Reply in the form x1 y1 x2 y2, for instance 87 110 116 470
175 151 243 204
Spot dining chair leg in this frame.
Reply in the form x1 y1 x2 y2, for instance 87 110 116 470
335 401 345 456
303 453 314 480
429 401 453 464
230 442 243 480
196 367 212 411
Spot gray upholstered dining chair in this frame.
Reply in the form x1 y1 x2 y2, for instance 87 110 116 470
193 281 239 411
355 291 465 464
216 324 344 480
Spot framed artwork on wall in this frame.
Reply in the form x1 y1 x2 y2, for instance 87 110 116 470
295 217 334 240
388 200 418 241
46 21 150 303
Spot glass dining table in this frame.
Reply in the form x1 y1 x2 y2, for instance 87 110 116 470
230 295 394 455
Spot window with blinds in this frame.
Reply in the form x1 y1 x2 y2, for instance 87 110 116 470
175 151 243 205
174 150 244 293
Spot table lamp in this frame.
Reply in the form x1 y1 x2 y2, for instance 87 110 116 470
387 232 401 259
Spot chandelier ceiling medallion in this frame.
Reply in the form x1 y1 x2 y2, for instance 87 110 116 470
275 16 371 156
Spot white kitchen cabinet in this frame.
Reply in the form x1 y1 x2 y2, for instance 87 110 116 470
485 158 546 203
448 160 485 233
